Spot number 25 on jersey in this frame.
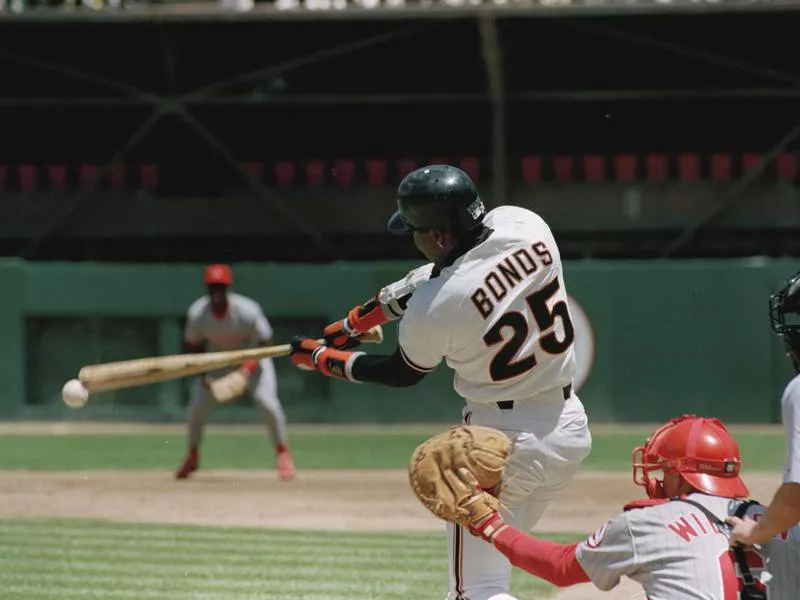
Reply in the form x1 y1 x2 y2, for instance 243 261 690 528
483 276 575 382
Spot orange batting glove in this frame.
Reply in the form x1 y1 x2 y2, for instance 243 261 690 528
290 338 364 382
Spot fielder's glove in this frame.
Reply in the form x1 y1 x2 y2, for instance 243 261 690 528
207 368 250 404
408 426 512 540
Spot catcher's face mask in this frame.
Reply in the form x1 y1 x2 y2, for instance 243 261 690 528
770 271 800 371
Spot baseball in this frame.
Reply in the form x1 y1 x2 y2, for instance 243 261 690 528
62 378 90 409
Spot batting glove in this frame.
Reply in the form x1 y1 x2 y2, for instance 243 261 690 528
290 338 364 382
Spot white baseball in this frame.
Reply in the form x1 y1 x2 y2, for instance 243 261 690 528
62 378 90 409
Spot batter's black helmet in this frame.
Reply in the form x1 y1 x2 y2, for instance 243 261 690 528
770 270 800 364
386 165 486 235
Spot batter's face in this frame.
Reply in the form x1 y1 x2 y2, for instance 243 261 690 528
412 228 454 265
207 284 229 312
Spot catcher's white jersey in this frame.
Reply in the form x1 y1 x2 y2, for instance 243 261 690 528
398 206 575 405
185 293 273 375
781 373 800 484
575 493 798 599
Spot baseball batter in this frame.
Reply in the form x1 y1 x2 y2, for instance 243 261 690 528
730 270 800 546
451 415 800 599
175 264 295 481
289 165 592 599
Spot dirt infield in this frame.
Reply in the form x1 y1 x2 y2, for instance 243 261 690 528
0 469 781 534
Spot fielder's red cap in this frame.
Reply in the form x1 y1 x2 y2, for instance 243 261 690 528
204 264 233 286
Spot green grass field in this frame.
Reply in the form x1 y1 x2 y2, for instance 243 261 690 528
0 426 784 471
0 518 582 600
0 424 784 599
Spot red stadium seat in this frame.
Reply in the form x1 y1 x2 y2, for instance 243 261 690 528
109 164 127 190
79 164 98 188
583 155 605 182
366 159 387 186
140 165 158 191
306 161 325 186
645 154 667 182
777 153 798 181
615 155 637 183
274 161 296 186
553 156 573 183
741 153 761 174
48 165 67 191
711 154 732 181
397 159 418 178
19 165 37 191
678 154 700 181
333 160 355 187
521 156 542 184
459 157 479 182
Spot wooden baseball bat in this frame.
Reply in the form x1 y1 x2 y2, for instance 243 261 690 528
77 326 383 393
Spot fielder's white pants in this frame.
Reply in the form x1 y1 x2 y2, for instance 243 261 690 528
446 388 592 600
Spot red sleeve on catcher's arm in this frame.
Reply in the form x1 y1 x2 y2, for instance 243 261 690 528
493 527 589 587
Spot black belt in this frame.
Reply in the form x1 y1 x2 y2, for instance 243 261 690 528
496 384 572 410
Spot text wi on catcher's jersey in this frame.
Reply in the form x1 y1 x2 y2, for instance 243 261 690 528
398 206 575 405
185 292 273 353
575 493 799 600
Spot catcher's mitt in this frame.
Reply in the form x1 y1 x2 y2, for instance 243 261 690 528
408 425 512 525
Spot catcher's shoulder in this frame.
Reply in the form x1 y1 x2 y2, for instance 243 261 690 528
623 498 669 512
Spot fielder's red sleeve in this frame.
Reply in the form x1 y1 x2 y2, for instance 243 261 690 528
492 526 590 587
241 360 259 373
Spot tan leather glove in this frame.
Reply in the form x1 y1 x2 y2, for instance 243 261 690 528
208 369 250 404
408 426 511 524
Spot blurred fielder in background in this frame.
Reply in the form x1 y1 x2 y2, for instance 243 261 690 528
175 264 295 481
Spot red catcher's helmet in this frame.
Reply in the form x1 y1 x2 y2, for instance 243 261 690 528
632 414 748 499
204 264 233 286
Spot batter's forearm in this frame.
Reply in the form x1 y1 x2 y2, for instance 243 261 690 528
750 482 800 543
350 352 426 387
492 527 590 587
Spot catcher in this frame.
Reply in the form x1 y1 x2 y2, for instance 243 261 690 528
412 419 800 599
174 264 295 481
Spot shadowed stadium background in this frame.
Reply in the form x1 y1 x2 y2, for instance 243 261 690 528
0 5 797 423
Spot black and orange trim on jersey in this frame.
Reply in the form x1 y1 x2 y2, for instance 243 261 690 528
399 346 438 373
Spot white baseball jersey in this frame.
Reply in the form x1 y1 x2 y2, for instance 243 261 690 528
575 493 774 599
780 373 800 484
184 292 273 374
398 206 575 405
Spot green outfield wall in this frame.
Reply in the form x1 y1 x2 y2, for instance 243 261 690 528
1 258 796 424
